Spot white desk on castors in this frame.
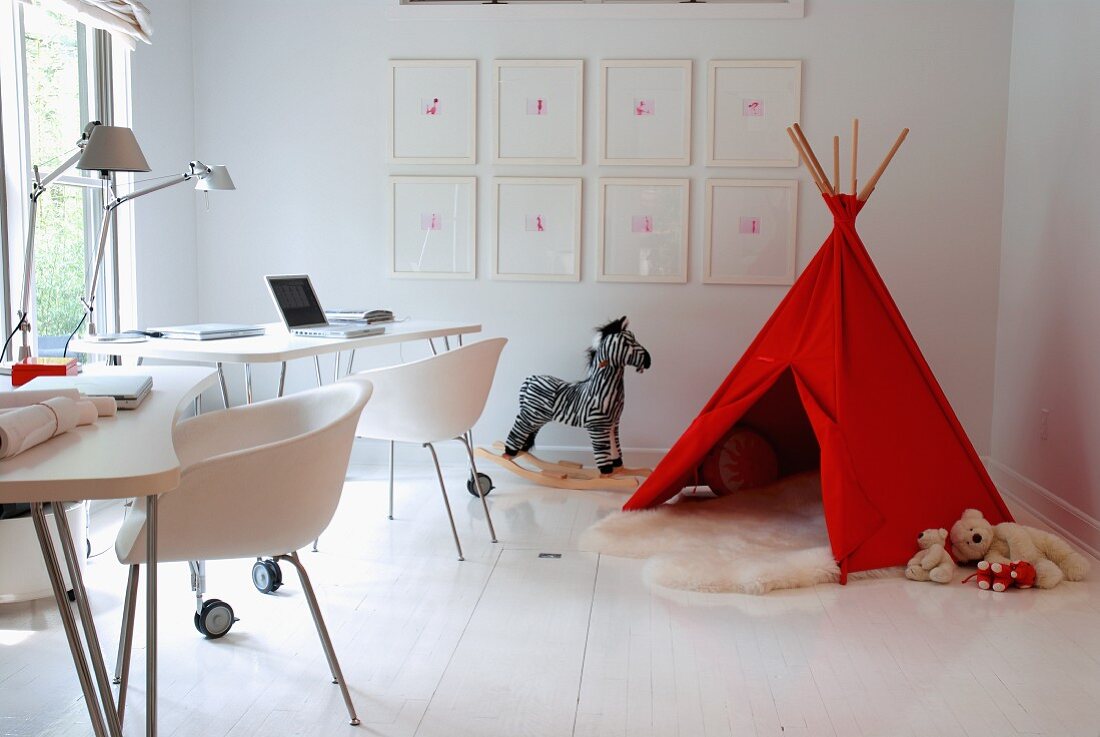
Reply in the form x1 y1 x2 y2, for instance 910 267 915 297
69 319 481 406
0 365 218 737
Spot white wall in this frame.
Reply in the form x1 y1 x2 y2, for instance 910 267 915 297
128 0 198 327
989 0 1100 553
135 0 1013 457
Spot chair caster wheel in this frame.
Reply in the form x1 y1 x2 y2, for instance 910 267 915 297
466 472 494 498
350 718 361 726
252 559 283 594
194 599 236 639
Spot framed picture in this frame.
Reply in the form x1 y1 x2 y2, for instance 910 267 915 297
704 179 798 285
493 60 583 165
598 178 689 283
493 178 582 282
389 176 476 279
707 60 802 167
599 60 692 166
389 60 477 164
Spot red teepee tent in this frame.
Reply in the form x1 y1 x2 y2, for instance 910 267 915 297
623 123 1012 580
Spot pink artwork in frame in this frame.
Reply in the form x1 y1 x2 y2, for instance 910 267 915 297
632 215 654 234
739 216 761 235
420 213 443 231
421 97 441 116
525 214 547 232
633 98 655 116
742 98 765 117
526 98 548 116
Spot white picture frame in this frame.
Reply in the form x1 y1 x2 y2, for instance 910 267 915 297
493 178 582 282
707 60 802 167
599 60 692 166
389 60 477 164
493 60 583 165
704 179 798 285
598 178 689 283
389 176 477 280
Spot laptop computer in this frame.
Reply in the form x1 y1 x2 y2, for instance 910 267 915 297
265 274 384 339
20 374 154 410
147 323 265 340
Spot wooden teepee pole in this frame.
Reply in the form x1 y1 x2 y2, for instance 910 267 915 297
850 118 859 195
792 123 834 195
858 128 909 201
832 136 840 195
787 127 828 195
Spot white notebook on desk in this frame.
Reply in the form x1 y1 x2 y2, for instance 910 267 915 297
20 375 153 410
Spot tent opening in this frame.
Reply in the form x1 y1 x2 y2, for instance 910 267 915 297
737 369 820 478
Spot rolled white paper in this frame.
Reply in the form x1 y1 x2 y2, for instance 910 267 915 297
0 396 100 460
0 388 81 409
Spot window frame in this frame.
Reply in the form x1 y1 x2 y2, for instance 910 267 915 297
0 2 134 360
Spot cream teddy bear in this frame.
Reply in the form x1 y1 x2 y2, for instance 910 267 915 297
905 528 956 584
949 508 1090 589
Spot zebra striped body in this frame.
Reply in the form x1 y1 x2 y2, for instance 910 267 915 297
505 317 651 474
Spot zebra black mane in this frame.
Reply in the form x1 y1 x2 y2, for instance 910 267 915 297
586 316 628 369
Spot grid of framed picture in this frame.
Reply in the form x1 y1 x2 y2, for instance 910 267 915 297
599 60 692 166
704 179 799 285
707 60 802 167
492 178 582 281
493 60 583 165
389 176 476 279
389 60 477 164
598 178 689 283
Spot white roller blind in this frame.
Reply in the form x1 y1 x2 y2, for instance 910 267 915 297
19 0 152 50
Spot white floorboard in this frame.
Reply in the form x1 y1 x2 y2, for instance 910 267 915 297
1 462 1099 737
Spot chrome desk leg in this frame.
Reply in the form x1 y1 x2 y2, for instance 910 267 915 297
30 503 109 737
136 356 144 366
114 565 139 726
53 506 124 737
276 552 360 726
84 499 91 558
146 493 159 737
388 440 395 520
244 363 254 404
345 349 356 377
457 333 464 347
216 362 230 408
425 442 463 561
277 361 287 397
314 355 323 386
333 352 341 382
427 338 437 356
443 335 451 351
458 434 497 543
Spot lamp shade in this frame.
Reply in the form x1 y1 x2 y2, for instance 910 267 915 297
76 125 151 172
195 165 235 191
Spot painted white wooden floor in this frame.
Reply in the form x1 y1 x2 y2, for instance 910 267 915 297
1 463 1099 737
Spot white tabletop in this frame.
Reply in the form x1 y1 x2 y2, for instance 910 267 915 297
68 320 481 364
0 366 218 503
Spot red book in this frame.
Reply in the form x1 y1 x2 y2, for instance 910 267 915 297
11 357 79 387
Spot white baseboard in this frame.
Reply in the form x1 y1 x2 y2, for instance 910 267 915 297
350 438 667 469
984 457 1100 560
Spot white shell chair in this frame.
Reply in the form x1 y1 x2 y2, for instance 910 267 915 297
348 337 507 561
112 378 373 727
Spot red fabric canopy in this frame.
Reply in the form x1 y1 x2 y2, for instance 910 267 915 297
624 193 1012 578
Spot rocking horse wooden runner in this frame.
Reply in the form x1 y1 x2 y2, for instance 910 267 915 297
479 317 654 491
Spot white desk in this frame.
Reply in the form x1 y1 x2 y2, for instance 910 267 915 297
0 366 219 737
70 319 481 406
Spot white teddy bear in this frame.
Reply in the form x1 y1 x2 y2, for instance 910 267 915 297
905 527 956 584
949 508 1090 589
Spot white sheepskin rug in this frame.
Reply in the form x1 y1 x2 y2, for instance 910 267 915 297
579 472 879 595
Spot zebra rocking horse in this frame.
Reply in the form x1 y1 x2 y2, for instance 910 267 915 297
476 317 654 491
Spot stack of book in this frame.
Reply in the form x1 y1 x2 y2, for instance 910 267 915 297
324 309 394 324
11 356 79 387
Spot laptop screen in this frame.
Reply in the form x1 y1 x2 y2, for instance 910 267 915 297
267 275 326 328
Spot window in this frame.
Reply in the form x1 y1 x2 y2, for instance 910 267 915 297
1 0 126 361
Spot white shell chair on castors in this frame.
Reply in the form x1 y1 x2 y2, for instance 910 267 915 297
112 378 373 728
347 337 507 561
